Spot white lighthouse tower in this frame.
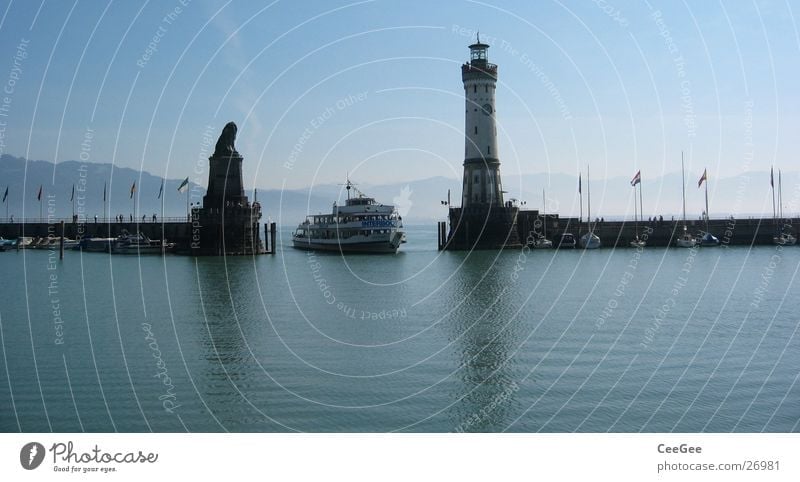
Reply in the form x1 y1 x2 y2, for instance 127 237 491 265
461 35 503 207
442 36 520 250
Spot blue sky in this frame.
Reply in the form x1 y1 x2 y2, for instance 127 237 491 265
0 0 798 191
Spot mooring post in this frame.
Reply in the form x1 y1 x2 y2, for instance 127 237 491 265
60 220 65 260
264 223 270 253
270 222 276 255
437 222 442 250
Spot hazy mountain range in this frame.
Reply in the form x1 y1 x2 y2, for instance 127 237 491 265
1 154 797 224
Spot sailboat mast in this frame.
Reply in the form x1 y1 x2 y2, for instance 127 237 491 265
587 165 592 232
779 169 783 221
681 152 687 229
542 188 546 238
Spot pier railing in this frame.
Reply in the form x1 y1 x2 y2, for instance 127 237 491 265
0 216 192 224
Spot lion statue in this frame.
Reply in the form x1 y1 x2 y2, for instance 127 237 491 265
213 122 239 157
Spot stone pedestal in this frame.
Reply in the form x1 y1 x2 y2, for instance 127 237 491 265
190 125 263 255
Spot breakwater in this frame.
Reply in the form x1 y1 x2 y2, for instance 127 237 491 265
440 210 797 249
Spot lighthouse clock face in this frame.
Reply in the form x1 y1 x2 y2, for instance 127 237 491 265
481 103 493 115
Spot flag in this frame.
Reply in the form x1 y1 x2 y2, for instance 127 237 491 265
157 181 164 199
70 184 75 201
2 186 7 203
578 173 582 194
630 170 641 186
37 185 42 201
698 169 707 188
130 181 136 199
103 182 107 202
177 177 189 193
770 166 774 187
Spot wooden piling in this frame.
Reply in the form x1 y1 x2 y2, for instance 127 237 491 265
60 221 65 259
270 222 277 255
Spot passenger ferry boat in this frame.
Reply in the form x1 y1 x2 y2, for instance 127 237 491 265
292 180 405 254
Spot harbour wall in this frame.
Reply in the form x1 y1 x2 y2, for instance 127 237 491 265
0 220 196 248
516 212 797 247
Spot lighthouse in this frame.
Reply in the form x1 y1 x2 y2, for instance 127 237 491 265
443 36 521 250
461 36 503 207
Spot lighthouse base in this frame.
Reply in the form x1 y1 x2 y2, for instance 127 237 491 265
444 205 522 250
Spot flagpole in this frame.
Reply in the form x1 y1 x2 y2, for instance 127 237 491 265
639 175 644 234
633 179 638 238
71 185 75 220
186 189 189 222
704 171 709 232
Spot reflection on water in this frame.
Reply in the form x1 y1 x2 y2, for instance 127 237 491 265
0 228 798 432
440 251 521 432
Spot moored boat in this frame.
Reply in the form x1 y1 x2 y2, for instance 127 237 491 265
77 237 116 252
111 231 173 254
771 168 796 246
578 166 601 249
699 232 720 247
773 232 796 246
676 152 697 248
533 189 552 249
557 233 577 249
579 232 602 249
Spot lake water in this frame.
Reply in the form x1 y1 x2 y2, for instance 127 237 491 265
1 226 798 432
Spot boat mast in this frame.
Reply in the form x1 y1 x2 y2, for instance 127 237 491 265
681 151 687 231
587 165 592 233
779 169 783 221
771 166 777 229
542 188 547 238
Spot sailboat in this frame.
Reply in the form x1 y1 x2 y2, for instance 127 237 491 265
629 170 646 248
676 152 698 248
698 167 720 246
579 166 601 249
534 189 553 249
773 168 797 246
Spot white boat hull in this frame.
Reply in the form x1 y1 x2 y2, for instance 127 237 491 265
676 235 697 248
579 232 602 249
773 234 797 246
292 235 402 254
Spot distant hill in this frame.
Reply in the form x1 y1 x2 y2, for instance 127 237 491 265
1 154 796 225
